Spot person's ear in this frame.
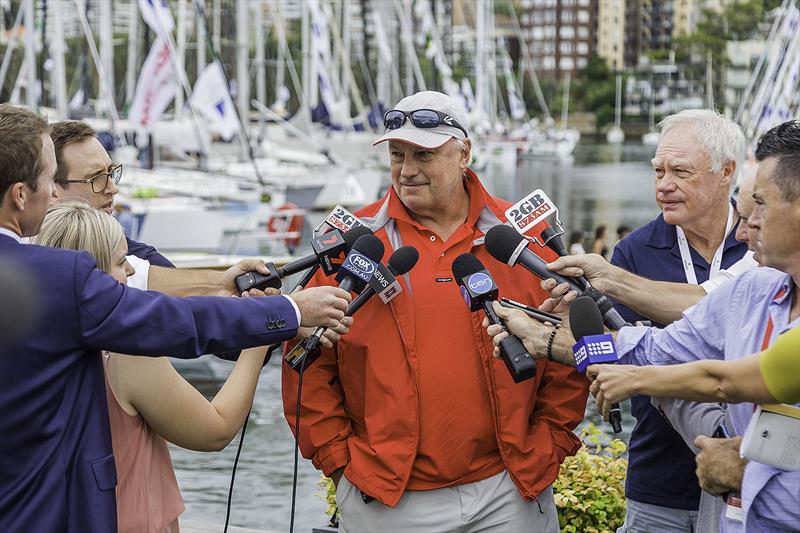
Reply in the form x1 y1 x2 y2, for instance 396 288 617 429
459 139 472 170
9 182 26 211
721 160 736 188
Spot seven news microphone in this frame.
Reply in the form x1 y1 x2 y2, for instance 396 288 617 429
569 296 623 433
234 226 372 292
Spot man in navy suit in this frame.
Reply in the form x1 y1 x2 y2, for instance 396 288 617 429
0 104 351 532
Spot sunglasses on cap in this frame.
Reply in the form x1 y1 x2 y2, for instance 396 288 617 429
383 109 469 138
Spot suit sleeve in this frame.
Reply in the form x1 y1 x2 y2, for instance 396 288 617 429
281 271 352 476
74 252 299 356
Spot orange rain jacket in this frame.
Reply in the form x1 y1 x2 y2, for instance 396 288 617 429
282 172 589 507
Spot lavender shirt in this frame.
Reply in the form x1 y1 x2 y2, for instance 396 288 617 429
616 267 800 533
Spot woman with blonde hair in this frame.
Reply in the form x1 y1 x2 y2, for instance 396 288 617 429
34 201 273 532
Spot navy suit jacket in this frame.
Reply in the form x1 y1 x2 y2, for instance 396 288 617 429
0 234 299 532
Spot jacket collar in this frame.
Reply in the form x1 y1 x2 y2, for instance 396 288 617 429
0 228 22 243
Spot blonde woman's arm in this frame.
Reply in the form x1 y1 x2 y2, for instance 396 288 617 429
108 347 269 452
586 354 775 420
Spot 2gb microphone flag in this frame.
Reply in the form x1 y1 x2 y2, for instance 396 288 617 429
323 205 368 234
572 334 619 373
504 189 557 237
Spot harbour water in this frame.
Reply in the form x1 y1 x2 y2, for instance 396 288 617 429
170 142 661 532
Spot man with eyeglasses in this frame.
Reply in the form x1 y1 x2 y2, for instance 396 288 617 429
282 91 587 532
50 120 260 297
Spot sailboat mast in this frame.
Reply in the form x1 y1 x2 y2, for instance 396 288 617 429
125 0 139 106
255 2 266 130
615 74 622 127
175 0 187 119
561 72 570 129
99 0 114 112
236 0 250 160
50 0 68 118
24 0 36 110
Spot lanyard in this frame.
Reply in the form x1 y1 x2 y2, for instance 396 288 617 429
675 204 735 285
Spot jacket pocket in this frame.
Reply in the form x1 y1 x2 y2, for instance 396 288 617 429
90 453 118 491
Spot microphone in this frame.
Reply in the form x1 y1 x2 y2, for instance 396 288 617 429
569 296 623 433
235 225 372 292
345 245 419 316
294 246 420 363
540 226 570 258
284 234 385 372
485 224 628 330
452 253 537 383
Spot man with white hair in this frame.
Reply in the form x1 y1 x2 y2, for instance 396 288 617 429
599 109 748 532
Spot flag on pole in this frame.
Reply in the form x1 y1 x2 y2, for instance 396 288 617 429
191 61 239 141
128 36 177 140
138 0 174 35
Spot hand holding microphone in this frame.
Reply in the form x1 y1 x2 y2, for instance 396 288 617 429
569 296 624 433
453 254 537 383
235 225 373 292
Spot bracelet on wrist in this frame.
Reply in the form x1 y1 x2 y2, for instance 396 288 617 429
546 323 561 361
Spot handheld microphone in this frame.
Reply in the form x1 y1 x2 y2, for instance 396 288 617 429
293 246 420 364
235 225 372 292
452 253 537 383
485 224 628 330
569 296 623 433
540 226 570 258
284 234 385 372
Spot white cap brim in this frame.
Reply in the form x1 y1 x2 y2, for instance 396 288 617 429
372 127 455 148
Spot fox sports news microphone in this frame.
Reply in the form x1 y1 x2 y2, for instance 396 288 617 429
302 246 419 354
284 234 385 372
452 254 537 383
235 225 372 292
485 224 628 330
569 295 623 433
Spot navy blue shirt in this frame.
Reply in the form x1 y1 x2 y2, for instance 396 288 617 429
610 212 747 510
126 237 174 268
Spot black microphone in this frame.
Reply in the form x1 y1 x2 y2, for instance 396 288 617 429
300 246 420 357
540 226 570 258
235 225 372 292
452 253 537 383
485 224 628 330
284 234 385 372
539 226 591 292
569 296 623 433
345 245 419 316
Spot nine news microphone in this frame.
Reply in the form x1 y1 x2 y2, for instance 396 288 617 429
485 224 628 330
235 225 372 292
452 254 537 383
569 295 623 433
284 234 385 372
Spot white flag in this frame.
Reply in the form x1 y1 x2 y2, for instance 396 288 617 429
191 62 239 141
128 37 177 139
138 0 174 35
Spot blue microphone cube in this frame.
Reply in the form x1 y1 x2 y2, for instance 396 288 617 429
571 333 619 373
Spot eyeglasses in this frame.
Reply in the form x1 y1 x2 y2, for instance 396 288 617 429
60 163 122 193
383 109 469 138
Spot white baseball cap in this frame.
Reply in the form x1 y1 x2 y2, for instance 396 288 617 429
372 91 470 149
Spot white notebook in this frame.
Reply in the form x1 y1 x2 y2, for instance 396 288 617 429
740 404 800 471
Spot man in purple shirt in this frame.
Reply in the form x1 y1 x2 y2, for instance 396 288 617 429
488 119 800 532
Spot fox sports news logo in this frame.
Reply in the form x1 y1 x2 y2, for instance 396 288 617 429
344 251 376 281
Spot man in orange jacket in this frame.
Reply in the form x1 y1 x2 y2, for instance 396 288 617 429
282 91 588 532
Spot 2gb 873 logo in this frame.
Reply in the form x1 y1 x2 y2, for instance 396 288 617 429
505 189 556 235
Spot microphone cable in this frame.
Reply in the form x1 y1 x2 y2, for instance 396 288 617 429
223 343 281 533
289 349 307 533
